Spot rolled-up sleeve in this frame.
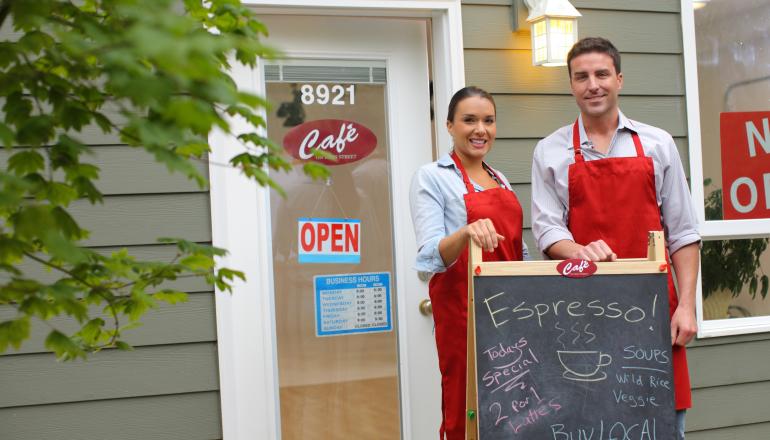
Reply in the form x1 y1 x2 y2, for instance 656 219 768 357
531 141 574 253
410 167 449 273
659 134 701 254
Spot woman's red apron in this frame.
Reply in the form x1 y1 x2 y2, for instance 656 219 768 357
428 152 524 439
566 120 691 410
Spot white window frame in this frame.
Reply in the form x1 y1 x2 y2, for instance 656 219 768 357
681 0 770 337
207 1 465 439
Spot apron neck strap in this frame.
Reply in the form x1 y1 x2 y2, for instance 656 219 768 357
572 118 646 160
572 119 585 163
630 130 645 157
450 151 504 193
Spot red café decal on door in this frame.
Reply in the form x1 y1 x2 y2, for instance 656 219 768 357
556 259 597 278
720 111 770 219
283 119 377 165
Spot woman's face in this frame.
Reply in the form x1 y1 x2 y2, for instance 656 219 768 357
446 96 496 164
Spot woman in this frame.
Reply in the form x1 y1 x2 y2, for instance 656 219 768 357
409 86 527 439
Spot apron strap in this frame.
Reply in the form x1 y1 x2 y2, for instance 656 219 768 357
573 119 646 159
450 151 506 193
572 119 585 163
450 151 475 193
631 130 645 157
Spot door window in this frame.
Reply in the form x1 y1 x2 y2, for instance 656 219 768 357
266 60 402 439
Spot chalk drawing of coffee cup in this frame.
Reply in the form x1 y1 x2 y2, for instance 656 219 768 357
557 350 612 382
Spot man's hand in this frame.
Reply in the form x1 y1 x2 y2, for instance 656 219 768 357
670 305 697 346
546 239 617 261
572 240 617 261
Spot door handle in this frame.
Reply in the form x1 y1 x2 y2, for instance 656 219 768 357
419 299 432 316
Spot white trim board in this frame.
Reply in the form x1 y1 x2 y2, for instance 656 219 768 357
208 2 464 439
680 0 770 338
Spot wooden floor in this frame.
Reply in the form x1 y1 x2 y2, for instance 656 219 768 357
280 376 401 439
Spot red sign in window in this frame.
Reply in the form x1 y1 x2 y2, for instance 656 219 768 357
720 111 770 220
283 119 377 166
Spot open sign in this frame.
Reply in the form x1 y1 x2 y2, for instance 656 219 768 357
298 218 361 264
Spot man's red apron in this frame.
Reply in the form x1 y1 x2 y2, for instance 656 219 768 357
428 152 524 439
566 120 691 410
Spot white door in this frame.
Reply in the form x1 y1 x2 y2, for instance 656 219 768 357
258 14 440 439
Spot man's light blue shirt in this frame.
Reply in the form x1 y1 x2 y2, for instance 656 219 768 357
410 153 529 273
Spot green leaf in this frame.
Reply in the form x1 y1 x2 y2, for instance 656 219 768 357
18 30 56 54
17 115 55 147
44 330 85 361
4 92 33 127
7 150 46 175
125 291 157 322
0 237 28 263
303 162 331 181
19 296 57 320
215 267 246 293
42 231 88 264
45 182 80 205
0 122 15 147
0 317 31 352
180 254 214 270
115 340 133 351
77 318 105 345
0 0 298 357
51 207 86 240
175 142 210 157
0 42 19 68
153 290 188 304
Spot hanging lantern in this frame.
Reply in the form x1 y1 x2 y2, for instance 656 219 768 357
522 0 581 66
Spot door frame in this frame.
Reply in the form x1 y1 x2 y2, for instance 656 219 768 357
208 2 464 439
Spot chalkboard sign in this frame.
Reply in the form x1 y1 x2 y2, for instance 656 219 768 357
466 232 677 440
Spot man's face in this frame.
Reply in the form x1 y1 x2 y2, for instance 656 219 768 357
569 52 623 120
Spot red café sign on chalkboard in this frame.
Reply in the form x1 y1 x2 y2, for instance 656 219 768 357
720 111 770 220
556 259 597 278
283 119 377 165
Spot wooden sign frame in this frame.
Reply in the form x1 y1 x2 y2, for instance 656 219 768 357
465 231 668 440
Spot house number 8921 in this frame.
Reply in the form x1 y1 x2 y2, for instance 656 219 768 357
300 84 356 106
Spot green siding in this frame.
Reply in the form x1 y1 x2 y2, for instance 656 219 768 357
465 51 685 95
0 392 221 440
688 337 770 388
0 343 219 407
463 6 682 52
683 334 770 436
462 0 769 437
494 95 687 138
688 422 770 440
71 193 211 247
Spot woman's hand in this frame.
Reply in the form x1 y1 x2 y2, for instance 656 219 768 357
438 218 505 266
465 218 505 252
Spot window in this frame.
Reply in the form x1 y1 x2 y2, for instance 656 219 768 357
683 0 770 336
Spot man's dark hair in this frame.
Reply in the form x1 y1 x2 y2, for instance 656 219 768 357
567 37 621 77
446 86 496 122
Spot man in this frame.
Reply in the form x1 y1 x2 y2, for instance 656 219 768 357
531 37 699 439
